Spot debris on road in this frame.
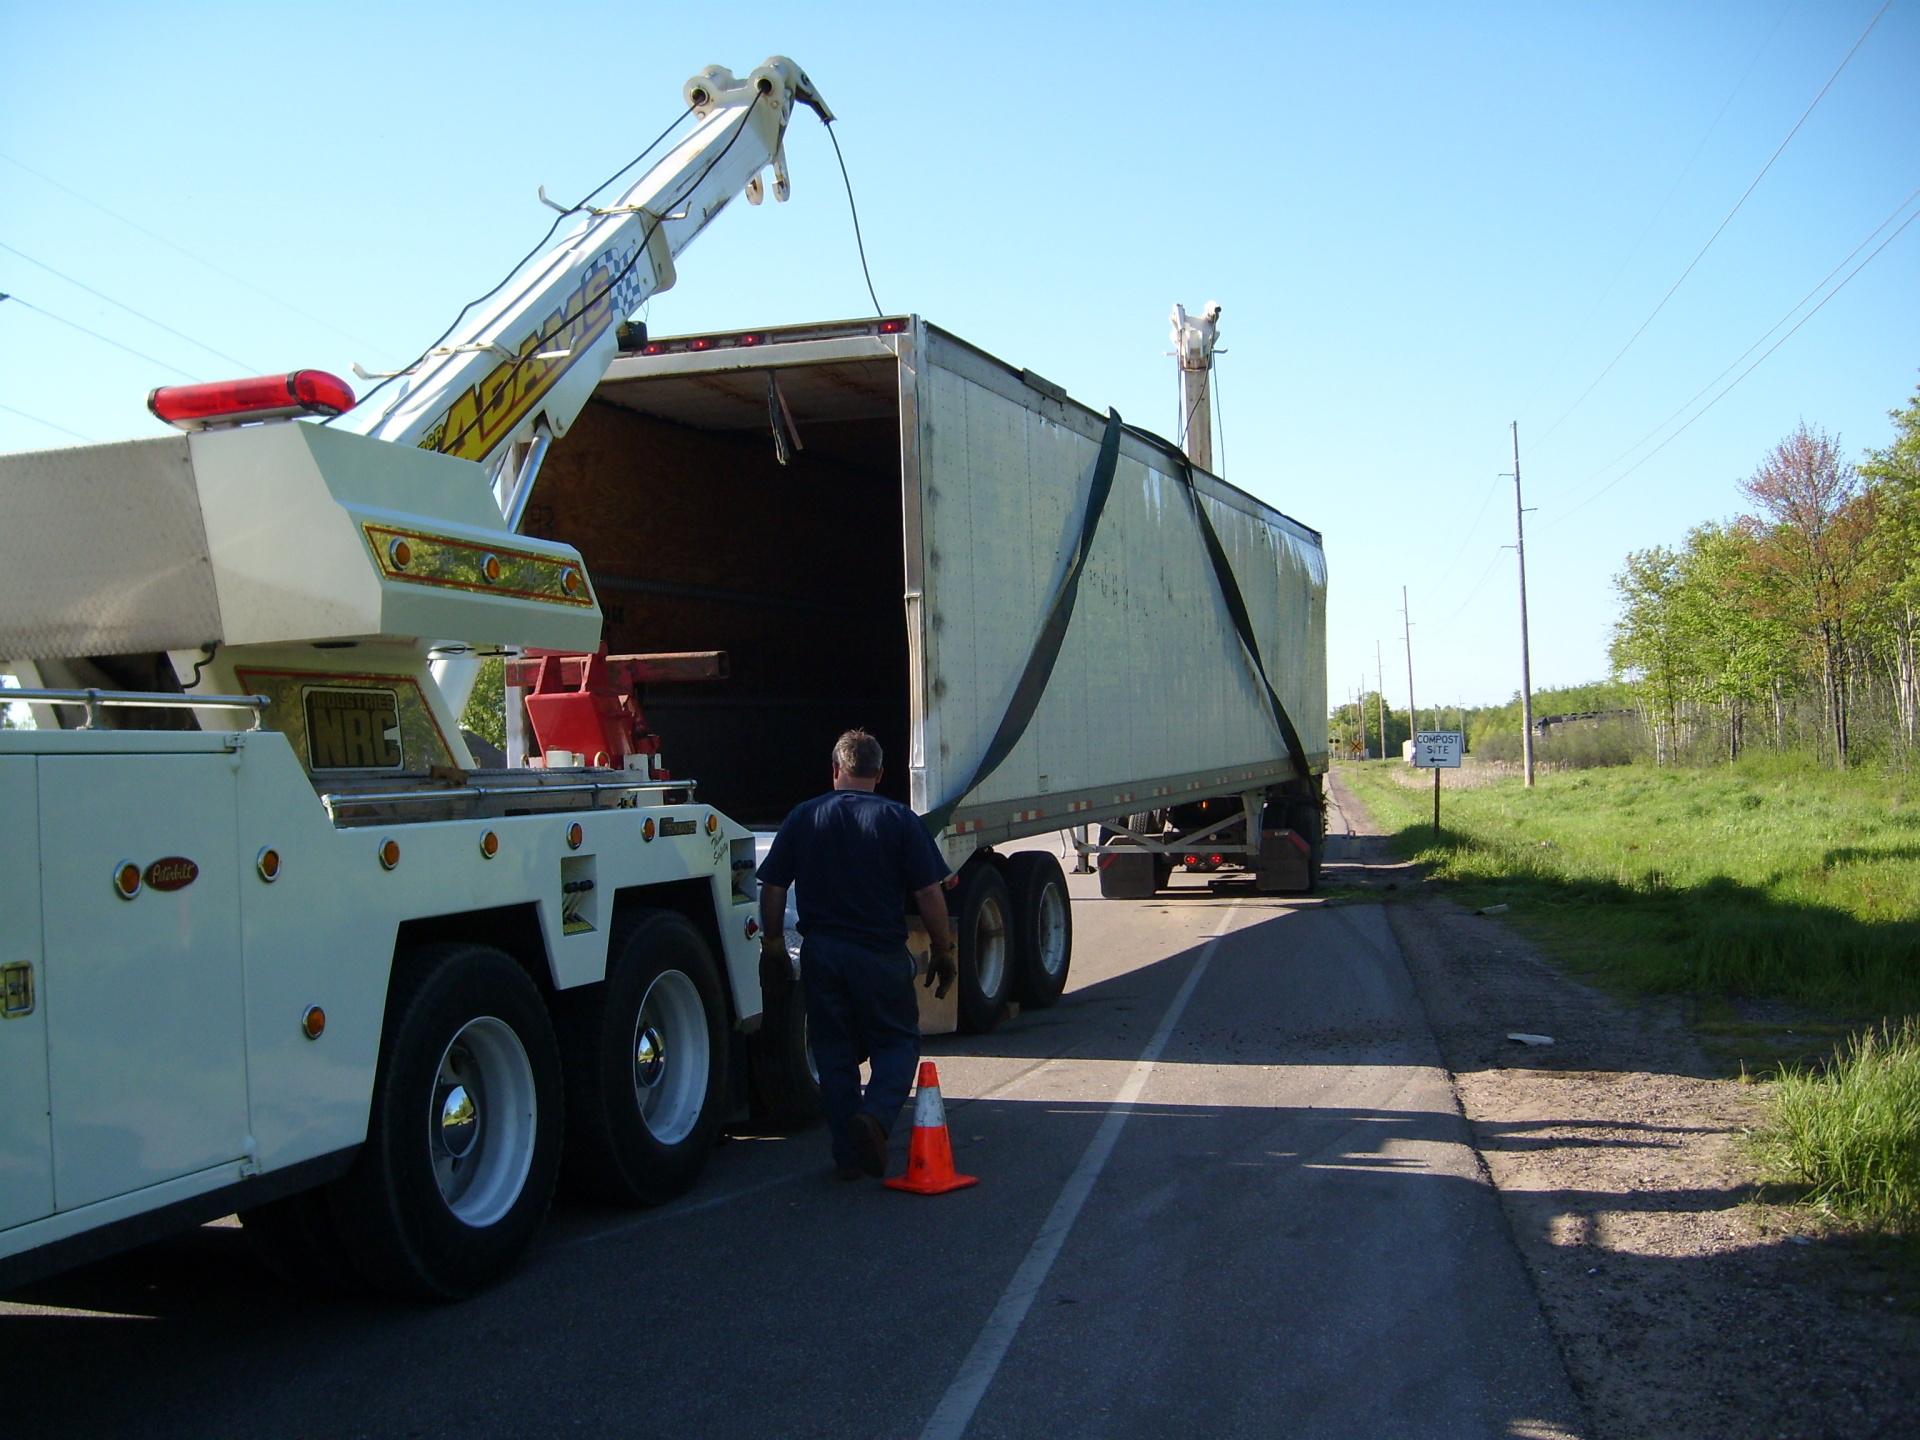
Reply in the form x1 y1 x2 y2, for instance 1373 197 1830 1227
1507 1032 1556 1047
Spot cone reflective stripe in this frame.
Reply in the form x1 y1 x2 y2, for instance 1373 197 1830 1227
884 1061 978 1194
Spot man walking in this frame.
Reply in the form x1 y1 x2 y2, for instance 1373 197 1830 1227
757 730 957 1179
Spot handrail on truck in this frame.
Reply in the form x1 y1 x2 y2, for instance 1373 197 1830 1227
3 687 270 730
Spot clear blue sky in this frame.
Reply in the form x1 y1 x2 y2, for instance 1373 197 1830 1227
3 2 1915 712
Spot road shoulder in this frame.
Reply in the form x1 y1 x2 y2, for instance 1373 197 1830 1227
1326 769 1919 1440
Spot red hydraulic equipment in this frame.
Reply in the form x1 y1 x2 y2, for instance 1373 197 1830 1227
505 646 727 774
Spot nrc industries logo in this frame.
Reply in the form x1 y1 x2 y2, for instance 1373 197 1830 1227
304 685 404 770
418 245 641 463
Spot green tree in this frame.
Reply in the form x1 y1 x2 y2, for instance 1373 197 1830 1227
1610 544 1691 761
1861 380 1920 745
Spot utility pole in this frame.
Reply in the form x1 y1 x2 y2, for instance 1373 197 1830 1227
1170 303 1222 474
1401 585 1416 762
1512 421 1536 787
1376 641 1387 766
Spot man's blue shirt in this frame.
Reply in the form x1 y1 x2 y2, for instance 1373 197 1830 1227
756 789 951 949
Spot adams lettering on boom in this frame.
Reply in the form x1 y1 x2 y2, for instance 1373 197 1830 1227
417 253 627 462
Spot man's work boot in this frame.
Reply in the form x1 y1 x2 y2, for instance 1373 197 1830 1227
851 1112 888 1178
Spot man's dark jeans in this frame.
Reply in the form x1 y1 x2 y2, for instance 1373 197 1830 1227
800 933 922 1170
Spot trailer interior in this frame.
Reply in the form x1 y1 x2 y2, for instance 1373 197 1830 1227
531 352 910 824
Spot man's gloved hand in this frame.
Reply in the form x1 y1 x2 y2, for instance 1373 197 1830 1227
925 941 957 1000
759 939 794 997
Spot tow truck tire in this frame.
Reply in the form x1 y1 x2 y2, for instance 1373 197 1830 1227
955 860 1015 1034
1004 851 1072 1009
557 909 730 1205
329 942 563 1301
750 965 822 1127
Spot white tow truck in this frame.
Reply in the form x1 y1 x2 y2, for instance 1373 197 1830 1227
0 57 833 1298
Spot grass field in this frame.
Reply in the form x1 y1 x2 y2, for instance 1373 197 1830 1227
1338 754 1920 1019
1340 754 1920 1232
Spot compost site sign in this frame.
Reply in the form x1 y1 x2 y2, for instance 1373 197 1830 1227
1413 731 1464 768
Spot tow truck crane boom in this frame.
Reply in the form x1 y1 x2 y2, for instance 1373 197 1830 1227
335 56 830 517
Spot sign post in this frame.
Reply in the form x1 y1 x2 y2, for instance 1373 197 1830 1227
1412 730 1464 836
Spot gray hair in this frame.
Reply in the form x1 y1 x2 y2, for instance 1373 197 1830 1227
832 729 883 778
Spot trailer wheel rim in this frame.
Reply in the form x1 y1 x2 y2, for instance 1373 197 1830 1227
973 894 1009 998
633 969 709 1146
428 1017 537 1228
1035 881 1069 978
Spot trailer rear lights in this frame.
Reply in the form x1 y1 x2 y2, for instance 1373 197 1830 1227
567 822 584 850
479 830 500 858
113 860 142 899
388 537 413 570
147 370 356 431
1183 854 1201 867
641 343 667 356
480 553 503 584
256 847 282 882
735 333 762 346
379 838 401 870
1208 854 1224 866
301 1005 326 1041
877 319 907 334
688 337 714 351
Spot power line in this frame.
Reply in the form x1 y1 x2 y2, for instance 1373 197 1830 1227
1516 0 1793 424
1441 546 1508 627
0 149 395 358
822 119 883 316
1548 199 1920 525
0 400 93 443
0 239 259 372
1530 0 1892 451
0 291 198 379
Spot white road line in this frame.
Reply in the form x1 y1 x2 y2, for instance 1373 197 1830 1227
917 901 1244 1440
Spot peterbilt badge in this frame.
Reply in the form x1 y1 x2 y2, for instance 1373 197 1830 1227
144 857 199 892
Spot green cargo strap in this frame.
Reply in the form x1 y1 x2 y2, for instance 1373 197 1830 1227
920 409 1124 835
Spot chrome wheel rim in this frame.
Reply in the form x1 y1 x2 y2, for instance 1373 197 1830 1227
1035 881 1069 978
633 969 709 1146
429 1017 536 1228
973 894 1009 998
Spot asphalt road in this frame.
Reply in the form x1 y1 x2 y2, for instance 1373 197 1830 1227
3 842 1583 1440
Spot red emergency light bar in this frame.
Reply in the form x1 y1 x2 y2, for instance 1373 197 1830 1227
148 370 356 431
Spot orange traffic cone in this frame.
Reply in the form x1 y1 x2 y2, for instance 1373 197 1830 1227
885 1061 978 1194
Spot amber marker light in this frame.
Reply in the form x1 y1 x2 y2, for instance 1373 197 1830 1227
642 818 656 842
481 553 503 584
567 822 584 850
379 838 401 870
560 567 582 596
301 1005 327 1040
256 847 282 882
479 830 500 858
113 860 142 899
388 537 412 569
705 813 719 835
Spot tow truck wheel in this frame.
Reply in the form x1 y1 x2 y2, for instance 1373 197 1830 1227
329 943 563 1300
557 909 729 1205
750 950 822 1127
1004 850 1072 1009
955 860 1014 1034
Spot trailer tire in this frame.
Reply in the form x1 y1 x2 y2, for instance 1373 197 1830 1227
1004 850 1072 1009
240 1188 360 1294
328 942 562 1300
955 861 1015 1034
557 910 730 1205
750 965 822 1127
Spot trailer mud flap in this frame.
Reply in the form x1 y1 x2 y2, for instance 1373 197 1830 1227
921 410 1124 835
